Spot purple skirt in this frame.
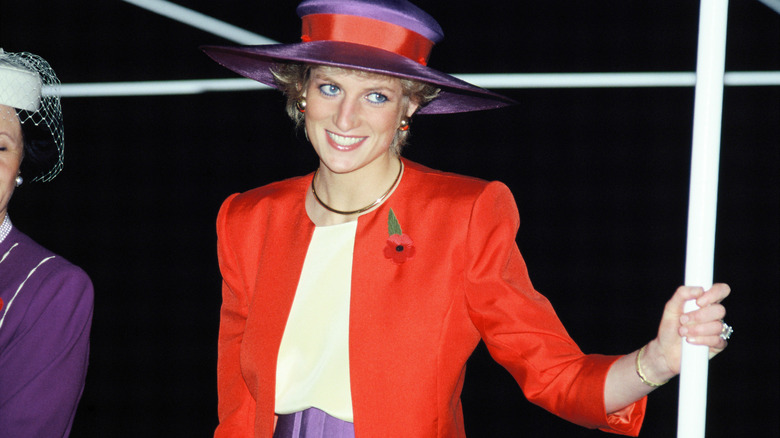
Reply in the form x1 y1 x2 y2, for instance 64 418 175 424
273 407 355 438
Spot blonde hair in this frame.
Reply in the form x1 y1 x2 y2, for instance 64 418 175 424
271 63 440 155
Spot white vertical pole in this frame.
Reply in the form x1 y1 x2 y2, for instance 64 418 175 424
678 1 729 437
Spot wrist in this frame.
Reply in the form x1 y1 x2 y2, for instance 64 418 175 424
635 341 673 387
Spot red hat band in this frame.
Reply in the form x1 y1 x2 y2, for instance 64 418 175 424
301 13 434 66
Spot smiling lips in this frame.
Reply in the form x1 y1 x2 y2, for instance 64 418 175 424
326 130 367 151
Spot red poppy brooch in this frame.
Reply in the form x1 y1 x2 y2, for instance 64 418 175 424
383 208 416 264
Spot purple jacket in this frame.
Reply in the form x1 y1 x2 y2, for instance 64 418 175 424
0 224 93 437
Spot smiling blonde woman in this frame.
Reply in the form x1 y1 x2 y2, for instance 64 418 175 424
202 1 731 437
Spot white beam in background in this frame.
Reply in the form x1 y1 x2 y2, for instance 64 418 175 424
47 79 270 97
122 0 278 45
462 71 780 88
44 71 780 97
464 72 697 88
758 0 780 14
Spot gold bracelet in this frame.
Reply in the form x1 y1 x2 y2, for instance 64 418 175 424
635 345 668 387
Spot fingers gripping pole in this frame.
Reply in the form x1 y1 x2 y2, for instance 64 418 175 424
678 1 729 437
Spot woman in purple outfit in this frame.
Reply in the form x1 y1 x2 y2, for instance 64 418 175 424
0 49 94 437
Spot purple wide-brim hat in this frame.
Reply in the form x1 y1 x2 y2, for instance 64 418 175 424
201 0 515 115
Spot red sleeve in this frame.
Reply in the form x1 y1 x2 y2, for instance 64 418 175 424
214 193 256 437
464 181 646 436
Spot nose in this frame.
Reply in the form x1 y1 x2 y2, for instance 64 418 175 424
334 97 360 132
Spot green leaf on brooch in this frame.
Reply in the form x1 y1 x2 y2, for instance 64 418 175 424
388 208 403 236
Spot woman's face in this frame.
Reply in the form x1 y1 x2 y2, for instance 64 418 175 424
303 67 418 175
0 105 24 219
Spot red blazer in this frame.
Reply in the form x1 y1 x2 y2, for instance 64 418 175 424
215 160 646 437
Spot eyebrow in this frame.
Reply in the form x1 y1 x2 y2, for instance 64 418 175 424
312 72 400 96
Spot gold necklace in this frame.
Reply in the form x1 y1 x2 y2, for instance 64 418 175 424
311 158 403 215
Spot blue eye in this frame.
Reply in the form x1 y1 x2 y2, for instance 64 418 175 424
366 93 388 104
319 84 340 96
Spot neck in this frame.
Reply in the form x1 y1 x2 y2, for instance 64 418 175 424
0 213 12 245
309 156 403 222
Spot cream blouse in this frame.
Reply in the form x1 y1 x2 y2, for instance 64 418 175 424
274 220 358 422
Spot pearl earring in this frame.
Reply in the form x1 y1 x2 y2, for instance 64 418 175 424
398 117 410 131
15 175 23 187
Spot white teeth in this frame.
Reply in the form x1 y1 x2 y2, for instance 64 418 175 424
327 131 364 146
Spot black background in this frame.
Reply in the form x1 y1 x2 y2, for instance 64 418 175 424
1 1 778 436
